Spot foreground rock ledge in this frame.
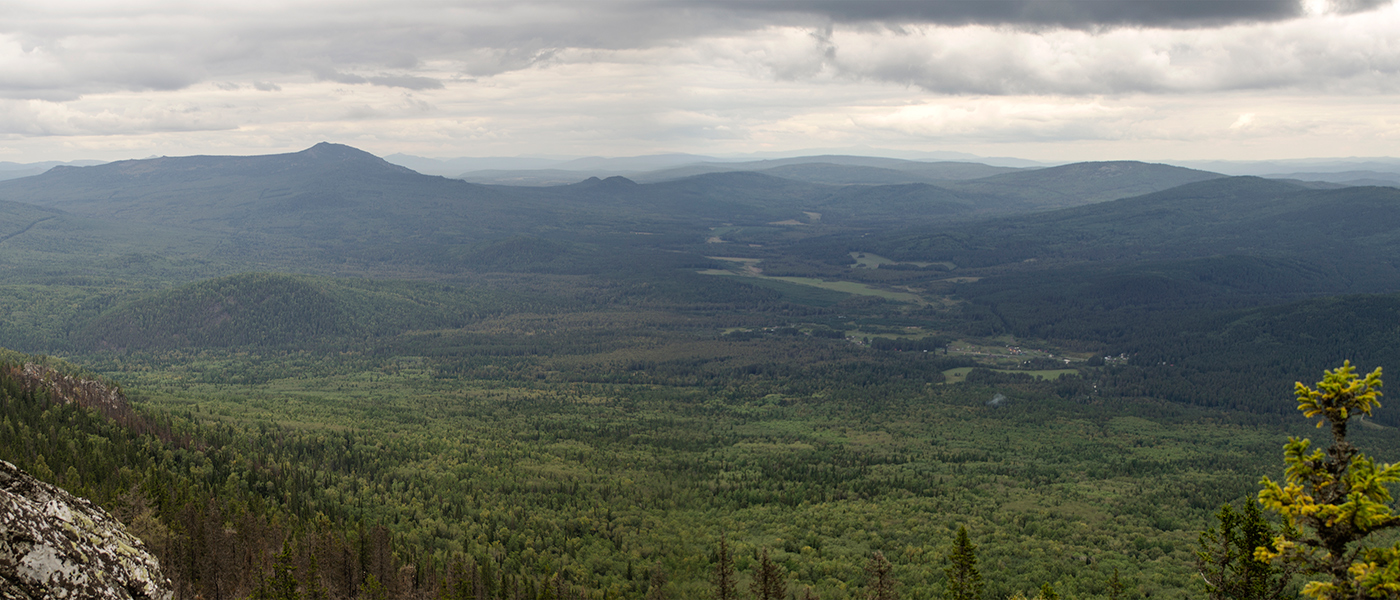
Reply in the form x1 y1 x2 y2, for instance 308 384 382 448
0 460 172 600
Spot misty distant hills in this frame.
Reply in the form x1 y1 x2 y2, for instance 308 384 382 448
753 162 1014 185
0 159 106 182
552 153 720 172
0 145 1223 246
625 155 1023 184
520 160 1218 225
382 154 565 177
0 143 436 221
391 152 728 180
874 176 1400 270
0 143 1263 286
1174 157 1400 177
1263 170 1400 188
386 149 1041 179
486 159 1227 225
456 155 1023 186
455 169 618 186
7 141 1400 366
0 143 555 270
795 160 1225 218
933 160 1224 209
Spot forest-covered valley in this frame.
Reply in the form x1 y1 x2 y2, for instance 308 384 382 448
4 144 1400 599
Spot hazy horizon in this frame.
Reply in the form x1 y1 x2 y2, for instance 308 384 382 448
6 143 1400 177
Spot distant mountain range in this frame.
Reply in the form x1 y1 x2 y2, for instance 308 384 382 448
0 143 1235 281
381 152 720 178
0 159 106 182
872 176 1389 266
1259 170 1400 188
386 151 1400 189
5 142 1400 388
8 148 1399 188
2 142 1397 331
1175 157 1400 177
847 174 1400 360
381 148 1047 177
447 156 1026 186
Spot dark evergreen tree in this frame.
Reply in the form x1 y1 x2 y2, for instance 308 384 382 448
647 561 669 600
865 551 897 600
1198 499 1293 599
1107 568 1126 600
944 527 982 600
304 552 330 600
715 534 738 600
251 541 301 600
750 549 787 600
359 574 388 600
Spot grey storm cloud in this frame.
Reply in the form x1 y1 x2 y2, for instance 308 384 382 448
0 0 1396 103
701 0 1394 27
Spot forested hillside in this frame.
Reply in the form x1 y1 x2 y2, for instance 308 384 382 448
5 144 1400 599
5 338 1353 600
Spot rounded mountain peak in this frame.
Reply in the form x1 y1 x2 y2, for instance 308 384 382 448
288 142 415 175
301 142 379 160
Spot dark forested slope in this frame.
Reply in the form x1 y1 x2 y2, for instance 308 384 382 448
0 143 540 262
872 177 1400 287
846 177 1400 387
74 273 538 351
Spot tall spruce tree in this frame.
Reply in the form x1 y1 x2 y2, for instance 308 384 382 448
715 534 738 600
304 552 330 600
1107 568 1126 600
647 561 669 600
945 526 983 600
865 551 897 600
1257 362 1400 599
359 574 388 600
1197 498 1294 599
750 549 788 600
251 541 301 600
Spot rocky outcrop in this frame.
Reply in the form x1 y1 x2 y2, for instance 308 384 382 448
6 363 134 424
0 460 171 600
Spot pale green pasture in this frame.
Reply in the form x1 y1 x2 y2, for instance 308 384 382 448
699 270 925 303
942 367 1080 384
763 276 924 303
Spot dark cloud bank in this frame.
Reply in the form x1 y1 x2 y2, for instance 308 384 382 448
705 0 1392 27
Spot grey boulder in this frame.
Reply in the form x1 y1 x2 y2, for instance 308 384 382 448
1 460 172 600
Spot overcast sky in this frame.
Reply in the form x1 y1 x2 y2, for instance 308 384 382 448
2 0 1398 163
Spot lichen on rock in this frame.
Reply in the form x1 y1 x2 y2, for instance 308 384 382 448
0 460 172 600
